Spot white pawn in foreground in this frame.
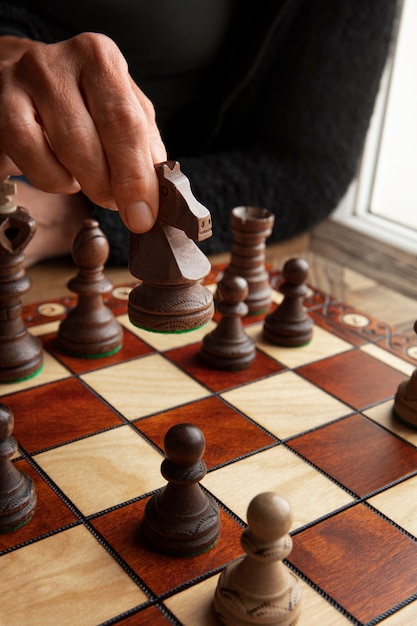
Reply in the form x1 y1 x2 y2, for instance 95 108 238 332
214 492 301 625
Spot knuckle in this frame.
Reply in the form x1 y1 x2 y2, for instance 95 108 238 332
73 32 127 73
98 101 148 142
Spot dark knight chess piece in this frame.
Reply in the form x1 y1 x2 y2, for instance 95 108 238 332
214 492 302 626
142 423 220 556
0 178 43 382
223 206 275 315
57 219 123 358
0 403 36 533
128 161 214 333
200 275 256 370
263 257 313 347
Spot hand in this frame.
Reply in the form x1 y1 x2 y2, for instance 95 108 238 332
0 33 167 233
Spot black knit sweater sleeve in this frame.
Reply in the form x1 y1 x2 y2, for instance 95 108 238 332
90 0 398 263
0 0 398 264
184 0 399 255
0 3 53 40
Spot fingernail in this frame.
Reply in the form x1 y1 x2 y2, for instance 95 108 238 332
125 200 155 232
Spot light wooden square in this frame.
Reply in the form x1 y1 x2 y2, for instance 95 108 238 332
368 475 417 536
203 446 353 529
0 351 70 397
221 370 352 439
35 425 163 515
246 323 353 369
0 525 146 626
364 400 417 446
81 353 209 419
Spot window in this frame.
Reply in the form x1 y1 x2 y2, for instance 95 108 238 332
333 0 417 253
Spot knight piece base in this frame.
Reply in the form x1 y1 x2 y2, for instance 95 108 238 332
128 282 214 333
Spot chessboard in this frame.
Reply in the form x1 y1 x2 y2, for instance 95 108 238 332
1 264 417 626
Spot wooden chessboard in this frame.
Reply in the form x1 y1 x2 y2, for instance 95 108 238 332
1 264 417 626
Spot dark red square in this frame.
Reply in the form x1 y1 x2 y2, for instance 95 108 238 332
91 498 243 596
290 504 417 623
2 378 123 453
165 342 284 393
134 396 276 469
288 413 417 496
115 606 175 625
0 459 77 553
297 349 407 410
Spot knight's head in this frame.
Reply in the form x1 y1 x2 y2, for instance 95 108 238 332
155 161 212 242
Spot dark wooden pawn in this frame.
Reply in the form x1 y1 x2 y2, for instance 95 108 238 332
263 257 313 347
200 275 256 370
0 403 36 533
142 423 220 556
0 178 43 382
57 219 123 358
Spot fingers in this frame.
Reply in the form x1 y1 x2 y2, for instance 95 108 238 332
0 33 167 232
0 81 81 193
81 46 166 228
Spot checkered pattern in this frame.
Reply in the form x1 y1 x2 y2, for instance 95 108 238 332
1 269 417 625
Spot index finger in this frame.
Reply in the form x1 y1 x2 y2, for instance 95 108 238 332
81 56 166 232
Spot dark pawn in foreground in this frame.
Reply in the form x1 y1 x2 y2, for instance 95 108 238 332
142 423 220 556
263 257 313 347
214 491 302 626
0 403 36 533
200 275 256 370
57 218 123 358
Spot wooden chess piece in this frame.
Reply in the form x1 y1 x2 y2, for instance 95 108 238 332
223 206 275 315
0 178 43 382
56 219 123 357
263 257 313 346
0 403 36 532
142 423 220 556
214 492 302 626
394 320 417 429
128 161 214 333
200 275 256 370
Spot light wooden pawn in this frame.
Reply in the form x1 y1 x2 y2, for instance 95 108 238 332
214 492 301 625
